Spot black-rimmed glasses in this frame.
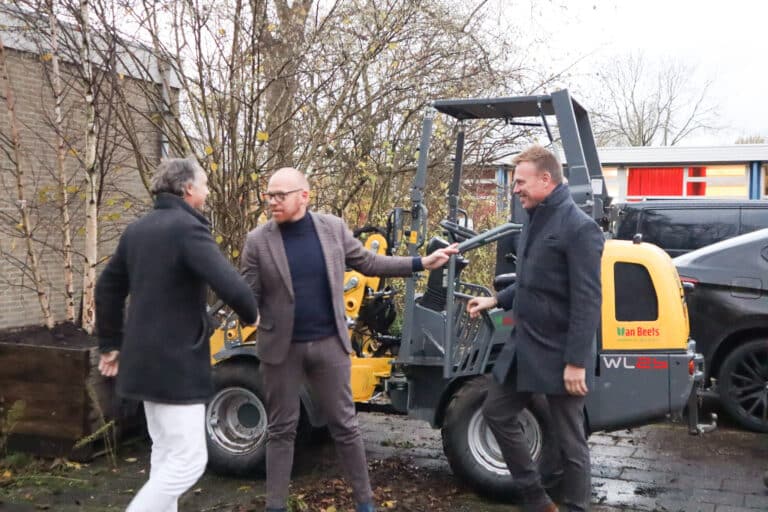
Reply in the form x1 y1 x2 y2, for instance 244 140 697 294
262 188 303 202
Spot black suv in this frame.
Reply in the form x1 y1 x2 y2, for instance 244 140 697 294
609 200 768 257
674 229 768 432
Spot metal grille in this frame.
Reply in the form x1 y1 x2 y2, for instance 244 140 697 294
448 294 493 376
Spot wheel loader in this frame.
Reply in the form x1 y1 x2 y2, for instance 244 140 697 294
205 89 715 498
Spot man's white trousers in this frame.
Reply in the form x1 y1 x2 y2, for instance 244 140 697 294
126 402 207 512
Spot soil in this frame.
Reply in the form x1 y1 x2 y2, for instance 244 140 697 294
0 322 95 348
226 457 476 512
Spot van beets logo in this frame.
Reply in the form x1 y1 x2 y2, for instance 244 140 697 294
616 326 660 337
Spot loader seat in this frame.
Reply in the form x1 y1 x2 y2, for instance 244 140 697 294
493 273 516 292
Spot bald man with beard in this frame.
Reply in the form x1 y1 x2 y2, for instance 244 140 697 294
241 168 458 512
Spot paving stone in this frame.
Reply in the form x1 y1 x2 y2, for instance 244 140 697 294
620 468 721 491
590 444 637 457
653 500 716 512
715 507 768 512
592 464 623 479
721 477 768 494
744 493 768 509
692 488 746 507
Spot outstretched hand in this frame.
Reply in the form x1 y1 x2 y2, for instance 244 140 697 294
421 243 459 270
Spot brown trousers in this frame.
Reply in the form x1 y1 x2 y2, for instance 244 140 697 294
261 335 372 509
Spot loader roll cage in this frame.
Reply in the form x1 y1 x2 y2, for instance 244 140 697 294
395 90 612 380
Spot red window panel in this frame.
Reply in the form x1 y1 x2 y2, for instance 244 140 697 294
628 167 684 197
686 166 707 196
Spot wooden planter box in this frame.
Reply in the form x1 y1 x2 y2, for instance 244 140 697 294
0 337 142 460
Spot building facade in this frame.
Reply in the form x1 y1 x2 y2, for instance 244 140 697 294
598 145 768 201
0 9 176 329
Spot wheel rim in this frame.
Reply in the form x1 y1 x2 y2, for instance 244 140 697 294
206 386 267 455
467 407 543 476
725 345 768 426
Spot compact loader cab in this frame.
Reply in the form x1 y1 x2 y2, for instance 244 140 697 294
588 239 693 431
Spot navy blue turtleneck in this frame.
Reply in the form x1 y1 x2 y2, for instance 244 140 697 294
278 214 337 341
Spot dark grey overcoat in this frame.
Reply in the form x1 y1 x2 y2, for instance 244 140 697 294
492 184 605 395
95 193 258 404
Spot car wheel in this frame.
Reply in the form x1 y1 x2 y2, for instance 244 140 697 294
206 361 269 475
441 377 561 500
717 339 768 432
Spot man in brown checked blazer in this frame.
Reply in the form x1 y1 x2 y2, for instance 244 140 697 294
241 168 457 512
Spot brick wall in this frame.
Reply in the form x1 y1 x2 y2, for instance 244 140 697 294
0 46 167 329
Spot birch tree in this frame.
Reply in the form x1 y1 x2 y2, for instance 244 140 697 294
76 0 98 332
46 0 76 322
0 31 55 329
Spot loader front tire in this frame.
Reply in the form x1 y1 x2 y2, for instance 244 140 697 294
441 377 561 500
205 360 268 475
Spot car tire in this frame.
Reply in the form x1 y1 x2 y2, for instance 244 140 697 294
717 339 768 432
441 377 561 500
206 361 269 475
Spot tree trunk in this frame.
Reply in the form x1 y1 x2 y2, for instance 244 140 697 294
0 34 55 329
78 0 98 333
48 0 76 323
263 1 312 168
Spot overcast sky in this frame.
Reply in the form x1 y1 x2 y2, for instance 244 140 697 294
500 0 768 145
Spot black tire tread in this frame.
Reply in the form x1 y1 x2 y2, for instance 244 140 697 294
717 339 768 433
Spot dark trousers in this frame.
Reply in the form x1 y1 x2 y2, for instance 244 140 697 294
482 376 591 512
261 335 373 509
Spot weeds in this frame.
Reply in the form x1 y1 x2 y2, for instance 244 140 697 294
0 399 25 456
287 494 309 511
73 382 117 467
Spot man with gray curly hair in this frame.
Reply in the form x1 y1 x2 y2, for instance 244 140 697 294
96 157 257 512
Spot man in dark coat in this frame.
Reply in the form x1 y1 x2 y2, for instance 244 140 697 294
95 157 257 512
241 167 457 512
468 145 604 512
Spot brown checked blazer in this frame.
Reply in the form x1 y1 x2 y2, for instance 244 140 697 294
241 211 416 364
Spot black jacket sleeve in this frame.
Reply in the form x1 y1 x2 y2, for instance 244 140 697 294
564 220 605 367
182 222 258 325
95 231 130 353
495 282 517 311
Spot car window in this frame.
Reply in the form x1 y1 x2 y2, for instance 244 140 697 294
740 208 768 234
641 208 739 255
613 208 641 239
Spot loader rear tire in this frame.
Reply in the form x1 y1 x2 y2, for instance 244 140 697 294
441 377 561 500
205 361 268 475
